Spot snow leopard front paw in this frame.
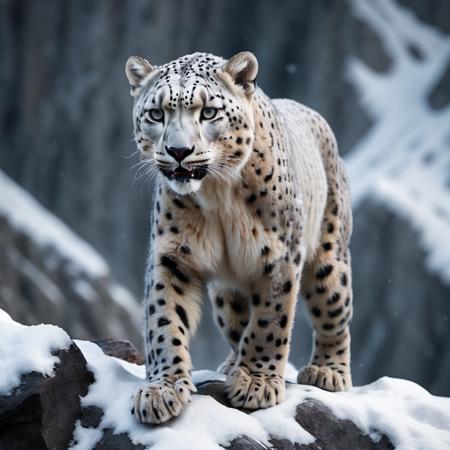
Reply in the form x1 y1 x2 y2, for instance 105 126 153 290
131 377 197 424
297 364 352 392
225 366 285 410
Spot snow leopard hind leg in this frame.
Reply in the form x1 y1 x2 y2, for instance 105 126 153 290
298 158 353 392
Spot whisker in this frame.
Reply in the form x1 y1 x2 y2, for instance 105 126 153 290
130 160 146 171
131 159 157 188
121 149 140 160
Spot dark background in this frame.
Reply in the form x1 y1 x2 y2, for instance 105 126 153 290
1 0 449 396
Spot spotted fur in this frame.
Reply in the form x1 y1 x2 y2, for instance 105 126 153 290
126 52 353 424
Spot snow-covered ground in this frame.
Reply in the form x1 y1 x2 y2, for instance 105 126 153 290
2 309 450 450
71 344 450 450
345 0 450 283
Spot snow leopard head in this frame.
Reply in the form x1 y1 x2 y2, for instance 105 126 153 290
126 52 258 195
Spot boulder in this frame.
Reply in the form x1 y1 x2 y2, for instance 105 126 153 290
0 344 93 450
196 383 394 450
94 339 144 365
0 336 395 450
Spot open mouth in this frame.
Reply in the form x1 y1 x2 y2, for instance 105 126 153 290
161 166 208 182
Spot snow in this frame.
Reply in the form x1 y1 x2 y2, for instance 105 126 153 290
0 169 109 278
294 378 450 450
250 395 313 445
192 370 226 385
345 0 450 284
1 312 449 449
0 309 14 324
0 310 71 395
285 63 297 74
72 340 275 450
72 338 450 450
71 425 103 450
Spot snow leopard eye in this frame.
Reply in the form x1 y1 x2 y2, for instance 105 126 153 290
200 107 217 121
147 109 164 122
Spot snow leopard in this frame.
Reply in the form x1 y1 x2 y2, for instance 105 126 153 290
125 51 353 424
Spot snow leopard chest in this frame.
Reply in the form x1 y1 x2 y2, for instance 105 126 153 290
195 181 302 286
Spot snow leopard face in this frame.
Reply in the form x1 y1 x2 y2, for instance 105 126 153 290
126 52 258 195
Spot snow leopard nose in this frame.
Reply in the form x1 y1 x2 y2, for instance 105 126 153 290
166 146 195 163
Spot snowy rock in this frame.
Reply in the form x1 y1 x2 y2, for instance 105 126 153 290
0 170 142 345
179 385 395 450
1 312 449 450
289 399 394 450
0 344 93 450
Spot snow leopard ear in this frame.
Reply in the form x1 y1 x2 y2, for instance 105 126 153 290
223 51 258 96
125 56 154 94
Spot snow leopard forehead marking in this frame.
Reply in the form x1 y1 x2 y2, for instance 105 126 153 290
145 53 225 111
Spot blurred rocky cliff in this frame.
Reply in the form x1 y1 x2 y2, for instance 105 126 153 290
0 170 141 345
0 0 449 395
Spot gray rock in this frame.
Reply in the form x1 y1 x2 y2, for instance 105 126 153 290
92 429 145 450
80 405 104 429
228 436 270 450
0 344 93 450
196 380 230 407
94 338 145 365
293 399 394 450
